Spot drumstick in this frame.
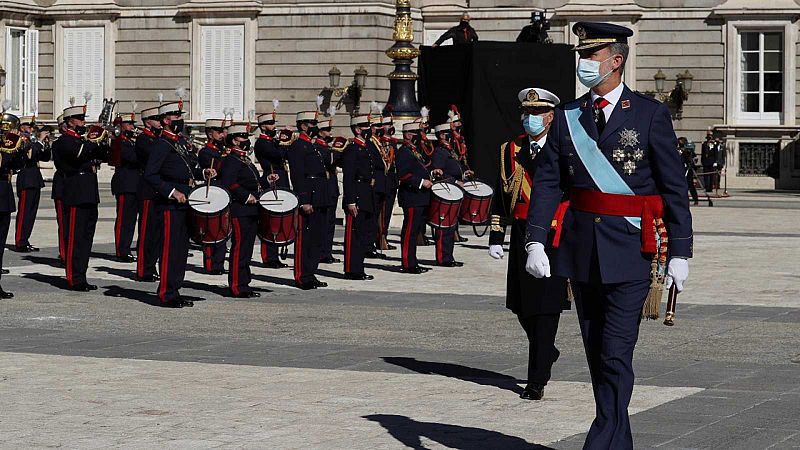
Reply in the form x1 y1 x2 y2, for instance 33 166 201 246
188 199 212 205
206 157 214 197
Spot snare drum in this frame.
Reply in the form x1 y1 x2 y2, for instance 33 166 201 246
257 188 299 245
459 180 494 225
427 182 463 229
187 185 232 244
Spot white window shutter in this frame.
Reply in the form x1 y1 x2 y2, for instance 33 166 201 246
63 28 104 119
24 29 39 116
200 25 244 120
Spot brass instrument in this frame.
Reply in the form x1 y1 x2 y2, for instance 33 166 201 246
0 131 24 154
330 136 349 153
87 98 120 144
277 128 297 146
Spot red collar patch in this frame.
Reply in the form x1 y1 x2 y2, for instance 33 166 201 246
64 129 81 139
258 134 273 141
298 133 312 143
161 129 180 142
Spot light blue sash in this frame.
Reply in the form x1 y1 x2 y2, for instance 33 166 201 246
564 107 640 229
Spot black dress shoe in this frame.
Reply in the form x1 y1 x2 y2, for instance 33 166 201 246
264 261 288 269
69 283 92 292
319 256 341 264
344 272 374 280
117 255 136 263
136 275 158 282
456 237 469 243
402 266 430 274
163 300 184 308
364 251 386 259
386 244 397 250
179 298 194 307
86 284 98 291
1 269 9 275
26 245 40 252
313 279 328 288
296 282 317 290
233 291 260 298
439 261 464 267
208 269 226 275
14 246 31 253
520 384 545 400
0 288 13 299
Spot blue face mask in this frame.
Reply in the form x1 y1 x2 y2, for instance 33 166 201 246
522 114 546 136
577 56 615 88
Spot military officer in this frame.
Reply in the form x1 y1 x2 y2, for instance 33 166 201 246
52 114 67 263
395 121 436 274
15 115 50 253
287 110 330 290
135 106 163 282
365 110 387 259
341 114 377 280
0 111 24 297
525 22 692 449
448 105 470 243
376 113 398 251
489 88 569 401
701 131 720 192
430 123 471 267
197 118 228 275
254 100 290 269
144 100 215 307
51 104 109 291
317 113 343 265
110 112 140 262
219 123 279 298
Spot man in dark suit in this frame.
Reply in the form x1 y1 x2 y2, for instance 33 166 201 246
490 88 569 401
395 121 436 274
525 22 693 449
287 111 331 290
432 12 479 46
51 104 109 291
254 102 290 269
341 114 377 281
144 100 215 307
109 112 140 262
15 115 50 253
135 106 163 282
196 118 228 275
701 131 719 192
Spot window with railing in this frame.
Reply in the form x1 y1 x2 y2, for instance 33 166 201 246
738 142 778 176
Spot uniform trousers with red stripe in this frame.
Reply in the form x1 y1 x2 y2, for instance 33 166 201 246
203 241 227 272
228 216 257 295
65 205 98 287
157 208 189 303
434 226 455 265
0 213 10 274
15 188 40 249
321 205 337 261
400 206 426 270
261 241 281 264
136 199 163 279
343 209 375 275
54 199 66 260
294 207 328 285
114 194 138 258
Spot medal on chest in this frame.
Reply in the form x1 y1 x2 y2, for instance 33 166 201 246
612 128 644 175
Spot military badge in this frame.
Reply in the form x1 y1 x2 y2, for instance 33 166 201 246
612 148 626 162
526 90 539 102
576 25 587 40
632 148 644 161
621 100 631 109
618 129 640 149
623 160 636 175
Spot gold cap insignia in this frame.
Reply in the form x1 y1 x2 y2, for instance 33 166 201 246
576 26 587 40
526 90 539 102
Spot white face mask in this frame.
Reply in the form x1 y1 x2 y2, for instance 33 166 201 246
577 55 616 88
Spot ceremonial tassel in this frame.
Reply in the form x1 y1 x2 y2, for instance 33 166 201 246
565 279 575 303
642 218 669 320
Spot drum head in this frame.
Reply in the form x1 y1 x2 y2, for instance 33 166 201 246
462 180 494 197
431 182 464 201
189 186 230 214
259 189 299 213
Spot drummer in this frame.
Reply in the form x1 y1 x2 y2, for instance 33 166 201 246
144 99 216 308
219 123 279 298
396 121 439 274
430 122 472 267
341 114 377 280
197 118 229 275
254 100 290 269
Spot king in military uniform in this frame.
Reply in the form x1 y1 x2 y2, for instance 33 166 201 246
525 22 692 449
489 88 569 401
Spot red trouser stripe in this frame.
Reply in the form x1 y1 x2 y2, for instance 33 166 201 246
344 213 353 273
114 195 124 257
66 207 76 287
158 210 171 302
261 241 268 263
436 229 443 264
137 200 149 278
402 208 413 269
204 246 211 271
15 190 26 248
231 218 241 296
293 215 303 284
56 200 64 259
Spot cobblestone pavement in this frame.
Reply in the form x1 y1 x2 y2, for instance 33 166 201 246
0 188 798 449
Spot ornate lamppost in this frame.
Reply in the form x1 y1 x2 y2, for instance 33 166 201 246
384 0 421 119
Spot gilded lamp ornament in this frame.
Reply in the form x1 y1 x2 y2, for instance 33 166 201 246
384 0 421 119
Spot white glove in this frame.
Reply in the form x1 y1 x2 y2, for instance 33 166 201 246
665 257 689 292
525 242 550 278
488 245 504 260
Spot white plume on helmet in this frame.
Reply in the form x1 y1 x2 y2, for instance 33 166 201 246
272 98 280 110
327 105 337 117
157 92 164 104
175 86 186 99
83 91 93 103
1 99 11 112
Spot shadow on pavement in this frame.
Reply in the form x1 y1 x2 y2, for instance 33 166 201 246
22 272 71 290
103 285 204 307
94 266 138 281
363 414 553 450
250 272 297 288
21 254 63 269
382 357 524 395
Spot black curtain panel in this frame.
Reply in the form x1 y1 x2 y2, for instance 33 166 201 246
419 42 576 187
